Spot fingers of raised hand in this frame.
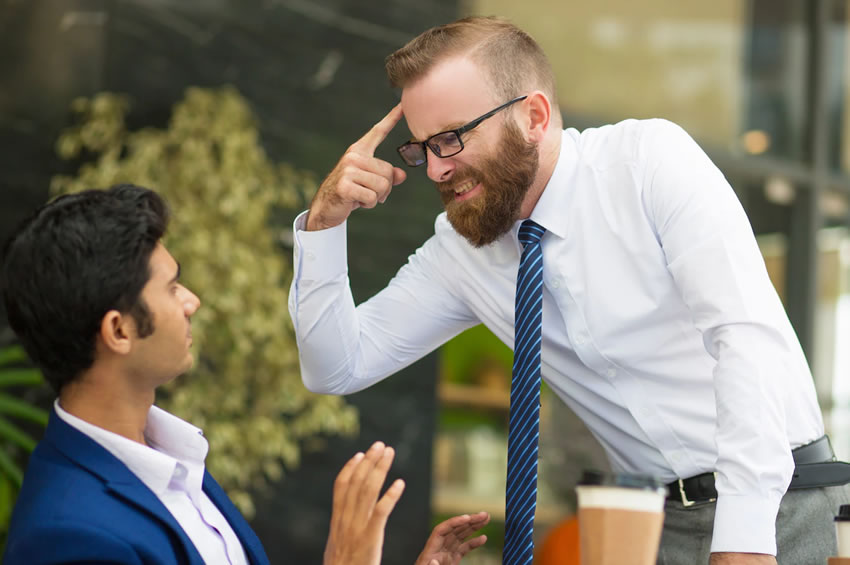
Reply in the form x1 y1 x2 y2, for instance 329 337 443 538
344 442 386 512
392 167 407 188
456 512 490 538
371 478 405 528
433 514 472 535
357 443 396 510
458 534 488 555
435 512 488 539
330 451 365 533
335 154 395 207
469 511 490 525
355 103 404 156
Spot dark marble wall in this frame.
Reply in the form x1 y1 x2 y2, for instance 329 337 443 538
0 1 458 563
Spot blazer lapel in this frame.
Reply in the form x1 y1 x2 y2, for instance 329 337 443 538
43 409 206 565
203 473 270 565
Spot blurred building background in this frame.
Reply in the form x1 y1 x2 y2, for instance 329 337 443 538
2 1 850 564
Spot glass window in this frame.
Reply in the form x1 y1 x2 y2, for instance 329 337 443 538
463 0 749 148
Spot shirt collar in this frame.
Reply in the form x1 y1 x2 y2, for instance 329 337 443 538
54 400 209 497
525 128 579 240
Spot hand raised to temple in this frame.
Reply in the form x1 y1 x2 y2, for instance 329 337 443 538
307 104 406 231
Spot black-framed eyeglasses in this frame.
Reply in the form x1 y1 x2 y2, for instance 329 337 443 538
396 95 528 167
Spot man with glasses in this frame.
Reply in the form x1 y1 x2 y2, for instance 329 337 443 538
290 16 849 565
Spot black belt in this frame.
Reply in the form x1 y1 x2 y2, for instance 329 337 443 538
666 435 850 506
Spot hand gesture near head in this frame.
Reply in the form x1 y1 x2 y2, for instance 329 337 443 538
307 104 407 231
323 442 405 565
415 511 490 565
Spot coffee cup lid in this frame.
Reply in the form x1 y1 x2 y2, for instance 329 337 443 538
836 504 850 521
578 469 667 491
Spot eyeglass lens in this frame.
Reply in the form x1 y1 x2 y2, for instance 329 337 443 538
399 131 463 166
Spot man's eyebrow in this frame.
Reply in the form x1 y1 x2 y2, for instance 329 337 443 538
169 262 181 285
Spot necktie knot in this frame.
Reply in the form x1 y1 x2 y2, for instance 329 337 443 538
518 219 545 248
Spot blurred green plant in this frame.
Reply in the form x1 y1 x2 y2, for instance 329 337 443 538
440 325 513 386
51 86 358 517
0 344 47 550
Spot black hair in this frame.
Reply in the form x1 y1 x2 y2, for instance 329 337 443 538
0 184 169 393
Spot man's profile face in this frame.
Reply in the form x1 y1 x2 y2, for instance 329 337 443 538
401 56 539 246
127 243 200 385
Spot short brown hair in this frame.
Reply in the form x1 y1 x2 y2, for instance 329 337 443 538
385 16 557 106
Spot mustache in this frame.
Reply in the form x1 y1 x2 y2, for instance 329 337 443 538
436 169 480 193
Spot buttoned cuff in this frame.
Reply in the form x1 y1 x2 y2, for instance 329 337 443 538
292 211 348 281
710 493 782 555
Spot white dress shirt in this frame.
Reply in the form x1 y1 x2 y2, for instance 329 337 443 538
55 400 249 565
288 119 825 555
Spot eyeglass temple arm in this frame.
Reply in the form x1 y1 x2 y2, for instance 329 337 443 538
455 95 528 135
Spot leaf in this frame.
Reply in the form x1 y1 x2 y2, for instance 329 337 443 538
0 449 23 489
0 417 37 452
0 369 43 389
0 394 48 426
0 473 13 529
0 347 27 367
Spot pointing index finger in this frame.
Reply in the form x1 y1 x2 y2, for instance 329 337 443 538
356 103 404 156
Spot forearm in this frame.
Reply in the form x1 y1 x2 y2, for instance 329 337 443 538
289 215 364 394
707 324 792 554
289 214 477 394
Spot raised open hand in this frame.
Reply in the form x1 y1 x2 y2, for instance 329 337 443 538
414 511 490 565
307 104 406 231
323 442 405 565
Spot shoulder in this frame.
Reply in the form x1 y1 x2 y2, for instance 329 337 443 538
7 445 180 564
4 519 143 565
573 118 693 165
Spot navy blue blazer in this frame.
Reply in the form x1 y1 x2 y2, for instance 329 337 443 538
3 408 270 565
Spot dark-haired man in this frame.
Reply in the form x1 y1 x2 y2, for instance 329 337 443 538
289 16 850 565
1 184 489 565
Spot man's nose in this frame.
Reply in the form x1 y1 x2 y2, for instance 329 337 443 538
425 147 455 183
184 289 201 316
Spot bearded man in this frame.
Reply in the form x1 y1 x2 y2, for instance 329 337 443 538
289 16 850 565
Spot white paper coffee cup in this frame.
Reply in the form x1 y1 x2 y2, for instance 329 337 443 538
576 471 667 565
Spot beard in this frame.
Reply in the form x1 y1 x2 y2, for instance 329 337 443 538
438 119 539 248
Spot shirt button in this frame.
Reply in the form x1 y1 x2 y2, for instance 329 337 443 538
575 334 587 345
670 452 684 464
306 251 316 261
605 367 617 378
551 279 560 289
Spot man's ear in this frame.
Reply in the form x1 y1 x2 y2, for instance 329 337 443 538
99 310 133 355
523 90 551 144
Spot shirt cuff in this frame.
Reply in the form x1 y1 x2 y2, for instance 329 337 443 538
292 210 348 281
710 493 782 555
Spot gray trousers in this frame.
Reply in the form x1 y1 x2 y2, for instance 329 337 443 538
657 484 850 565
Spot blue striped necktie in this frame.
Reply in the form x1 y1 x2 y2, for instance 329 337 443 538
503 219 545 565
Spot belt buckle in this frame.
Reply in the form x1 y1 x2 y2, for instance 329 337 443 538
677 472 717 507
